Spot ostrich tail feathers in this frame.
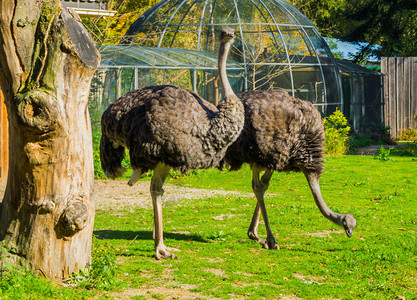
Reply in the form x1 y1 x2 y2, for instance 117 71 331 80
100 134 127 179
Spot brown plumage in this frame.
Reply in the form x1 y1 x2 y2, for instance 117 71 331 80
101 85 242 174
225 90 325 172
100 27 244 259
223 90 356 250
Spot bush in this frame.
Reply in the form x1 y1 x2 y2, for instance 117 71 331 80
348 134 373 154
396 127 417 142
323 108 350 156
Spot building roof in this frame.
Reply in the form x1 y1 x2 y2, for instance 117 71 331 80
60 0 116 17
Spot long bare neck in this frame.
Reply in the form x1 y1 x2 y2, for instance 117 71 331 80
305 172 344 226
218 40 235 99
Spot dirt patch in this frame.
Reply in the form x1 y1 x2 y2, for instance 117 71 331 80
293 273 328 285
355 144 407 155
301 229 344 237
94 179 252 210
205 268 228 277
108 286 216 300
0 179 252 210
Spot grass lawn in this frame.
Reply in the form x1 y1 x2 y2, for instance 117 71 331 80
1 153 417 299
93 154 417 299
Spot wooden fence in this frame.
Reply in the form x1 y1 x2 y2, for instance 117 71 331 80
381 57 417 137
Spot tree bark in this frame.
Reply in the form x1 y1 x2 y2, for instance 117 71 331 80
0 0 100 280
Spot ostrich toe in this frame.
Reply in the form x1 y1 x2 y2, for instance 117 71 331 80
248 231 279 250
155 245 180 260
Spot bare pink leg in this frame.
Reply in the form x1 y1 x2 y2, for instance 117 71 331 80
150 163 180 259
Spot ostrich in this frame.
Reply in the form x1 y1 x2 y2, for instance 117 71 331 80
100 27 244 259
223 90 356 250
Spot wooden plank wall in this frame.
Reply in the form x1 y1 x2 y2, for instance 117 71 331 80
381 57 417 137
0 88 8 179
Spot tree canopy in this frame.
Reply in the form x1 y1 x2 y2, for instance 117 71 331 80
339 0 417 60
290 0 417 61
82 0 159 45
81 0 417 60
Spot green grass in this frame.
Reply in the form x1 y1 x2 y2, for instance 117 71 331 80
2 154 417 299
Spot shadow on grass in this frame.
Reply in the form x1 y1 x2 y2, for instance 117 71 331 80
390 143 417 157
93 229 209 243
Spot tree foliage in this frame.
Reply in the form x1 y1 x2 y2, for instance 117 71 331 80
289 0 347 36
291 0 417 60
82 0 159 45
80 0 417 59
338 0 417 60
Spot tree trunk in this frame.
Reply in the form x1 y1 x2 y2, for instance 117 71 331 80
0 0 100 280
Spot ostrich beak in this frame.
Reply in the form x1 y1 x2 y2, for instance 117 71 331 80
345 228 353 238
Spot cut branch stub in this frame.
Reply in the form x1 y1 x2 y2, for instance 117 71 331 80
15 89 58 133
57 201 89 238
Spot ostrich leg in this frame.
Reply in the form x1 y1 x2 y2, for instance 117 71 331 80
304 171 356 237
248 167 279 250
150 163 179 259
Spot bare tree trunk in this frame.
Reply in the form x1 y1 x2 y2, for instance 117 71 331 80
0 0 99 280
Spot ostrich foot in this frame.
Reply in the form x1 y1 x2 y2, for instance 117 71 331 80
155 245 180 260
248 232 279 250
128 169 143 186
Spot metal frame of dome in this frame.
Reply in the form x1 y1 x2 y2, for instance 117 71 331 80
95 0 344 117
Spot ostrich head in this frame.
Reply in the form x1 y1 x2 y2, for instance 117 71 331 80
220 26 235 43
342 214 356 238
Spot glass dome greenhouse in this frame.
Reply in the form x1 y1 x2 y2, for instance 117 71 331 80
91 0 344 118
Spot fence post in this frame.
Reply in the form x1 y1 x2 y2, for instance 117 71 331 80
404 57 411 129
381 57 388 128
388 57 397 136
134 67 139 90
412 58 417 129
396 57 404 135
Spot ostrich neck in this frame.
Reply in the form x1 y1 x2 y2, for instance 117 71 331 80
313 189 344 225
306 172 344 226
218 41 234 98
206 36 244 152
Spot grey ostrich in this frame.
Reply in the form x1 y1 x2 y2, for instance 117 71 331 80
223 90 356 250
100 27 244 259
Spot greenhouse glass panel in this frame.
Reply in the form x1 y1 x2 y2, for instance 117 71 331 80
288 65 324 104
246 64 291 91
93 0 345 120
276 1 315 26
259 0 294 24
279 26 318 63
303 28 333 58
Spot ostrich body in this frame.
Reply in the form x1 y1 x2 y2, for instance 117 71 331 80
100 27 244 259
223 90 356 249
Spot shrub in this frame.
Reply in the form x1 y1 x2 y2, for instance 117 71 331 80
396 127 417 142
323 108 350 156
348 134 373 154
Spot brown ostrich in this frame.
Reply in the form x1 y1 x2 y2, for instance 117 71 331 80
100 27 244 259
223 90 356 250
